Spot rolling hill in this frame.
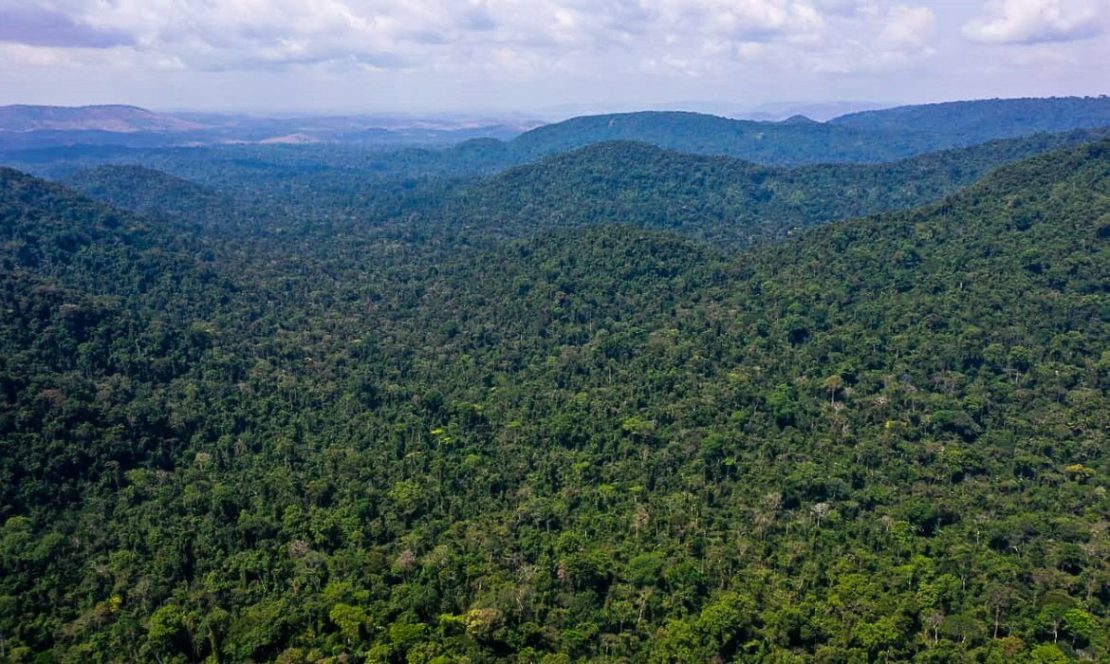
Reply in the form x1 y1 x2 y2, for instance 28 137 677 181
0 168 233 515
0 105 537 152
499 97 1110 166
0 104 204 133
61 164 268 234
50 127 1110 249
6 97 1110 175
430 128 1110 246
831 96 1110 142
0 136 1106 661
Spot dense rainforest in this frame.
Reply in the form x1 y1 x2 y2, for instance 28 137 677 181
52 127 1110 249
0 100 1108 664
7 97 1110 192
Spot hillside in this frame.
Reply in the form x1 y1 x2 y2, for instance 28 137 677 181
0 137 1106 662
432 128 1110 246
0 168 233 515
61 164 271 234
0 105 534 152
506 110 918 165
501 98 1110 165
831 96 1110 142
63 164 229 214
7 97 1110 179
0 105 204 133
0 167 211 292
46 127 1110 247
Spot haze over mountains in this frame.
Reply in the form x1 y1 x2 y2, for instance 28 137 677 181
1 95 1109 662
29 126 1107 260
0 105 205 133
0 104 541 151
5 96 1110 160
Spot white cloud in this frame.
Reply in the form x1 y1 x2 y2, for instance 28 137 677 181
0 0 944 82
789 4 935 75
879 5 935 50
963 0 1106 44
657 0 825 41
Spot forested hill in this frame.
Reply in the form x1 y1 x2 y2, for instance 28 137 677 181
432 128 1110 246
0 105 201 133
830 96 1110 142
63 165 235 225
0 167 215 296
502 97 1110 165
9 98 1110 197
54 127 1110 249
506 110 925 165
0 168 233 515
61 164 279 235
1 134 1107 662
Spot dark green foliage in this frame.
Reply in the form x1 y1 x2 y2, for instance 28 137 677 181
55 127 1110 254
509 98 1110 164
831 96 1110 143
0 134 1107 663
430 129 1110 246
62 165 247 231
0 168 229 515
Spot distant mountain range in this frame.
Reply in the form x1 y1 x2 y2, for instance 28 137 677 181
0 104 205 133
3 97 1110 159
422 128 1110 245
56 127 1110 250
831 96 1110 139
540 100 887 122
0 104 541 150
502 97 1110 165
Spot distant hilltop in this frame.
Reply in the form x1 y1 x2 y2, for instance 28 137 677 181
0 104 536 150
2 97 1109 155
0 104 206 133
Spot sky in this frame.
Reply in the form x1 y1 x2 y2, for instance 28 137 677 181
0 0 1107 115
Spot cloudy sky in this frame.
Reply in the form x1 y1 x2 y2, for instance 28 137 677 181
0 0 1106 115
